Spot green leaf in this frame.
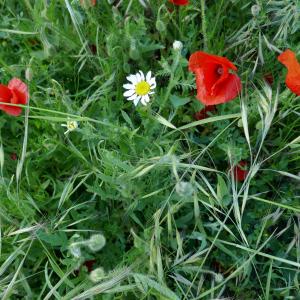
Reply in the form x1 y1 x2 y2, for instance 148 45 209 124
170 95 191 108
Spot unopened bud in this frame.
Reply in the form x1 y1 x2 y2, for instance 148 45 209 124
173 40 183 51
25 67 33 81
90 267 105 282
156 20 166 32
87 234 106 252
129 39 140 60
69 243 81 258
251 5 260 17
214 273 224 283
175 181 194 197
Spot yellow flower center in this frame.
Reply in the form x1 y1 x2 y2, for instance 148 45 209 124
135 81 150 96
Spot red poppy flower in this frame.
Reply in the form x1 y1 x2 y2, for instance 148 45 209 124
169 0 189 5
277 49 300 96
189 51 242 105
233 161 248 182
0 78 28 116
194 105 217 121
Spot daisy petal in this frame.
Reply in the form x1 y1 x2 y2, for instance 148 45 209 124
123 89 135 97
139 71 145 81
133 96 141 106
150 81 156 89
135 72 141 83
144 94 150 103
123 83 135 90
141 96 148 106
149 78 156 86
127 93 137 101
146 71 152 82
126 75 138 84
149 91 155 95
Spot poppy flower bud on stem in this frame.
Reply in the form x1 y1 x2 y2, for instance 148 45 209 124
251 5 260 17
90 267 105 283
129 39 140 60
87 234 106 252
25 67 33 81
173 40 183 51
156 19 166 32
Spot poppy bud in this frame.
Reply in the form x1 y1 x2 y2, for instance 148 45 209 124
90 267 105 283
251 5 260 17
214 273 224 283
173 40 183 51
123 62 130 73
0 145 4 170
129 40 140 60
156 19 166 32
25 67 33 81
87 234 106 252
69 243 81 258
175 181 194 197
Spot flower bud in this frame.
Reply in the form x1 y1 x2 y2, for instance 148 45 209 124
129 39 140 60
173 40 183 51
90 267 105 282
25 67 33 81
87 234 106 252
251 5 260 17
69 243 81 258
175 181 194 197
156 19 166 32
214 273 224 283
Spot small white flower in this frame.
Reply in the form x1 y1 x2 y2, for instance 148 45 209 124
61 120 79 134
123 70 156 106
173 40 183 51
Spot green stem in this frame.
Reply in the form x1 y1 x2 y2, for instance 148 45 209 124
200 0 208 51
158 50 181 113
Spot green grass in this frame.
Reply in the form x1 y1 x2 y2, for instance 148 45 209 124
0 0 300 299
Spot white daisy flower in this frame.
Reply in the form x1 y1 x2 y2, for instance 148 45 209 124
123 70 156 106
61 120 79 134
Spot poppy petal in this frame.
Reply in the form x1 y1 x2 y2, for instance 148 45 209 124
0 85 12 103
169 0 189 5
8 78 28 105
194 69 241 105
0 105 22 116
278 49 300 96
189 51 237 73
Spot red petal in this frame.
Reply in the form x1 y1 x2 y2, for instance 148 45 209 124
233 161 248 182
278 49 300 96
194 69 241 105
189 51 237 73
0 85 12 103
194 105 216 121
0 104 22 116
169 0 189 5
8 78 28 105
0 85 22 116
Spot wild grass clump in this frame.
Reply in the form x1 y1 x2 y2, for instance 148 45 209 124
0 0 299 299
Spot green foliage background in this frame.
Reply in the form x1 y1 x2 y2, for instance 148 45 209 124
0 0 300 299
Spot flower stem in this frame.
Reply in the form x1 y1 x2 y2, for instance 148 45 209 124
200 0 208 51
